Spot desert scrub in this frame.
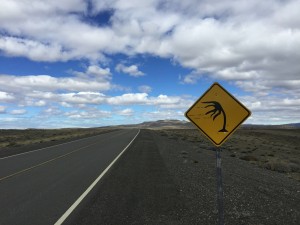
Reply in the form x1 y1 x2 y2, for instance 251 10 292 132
7 141 20 147
264 160 300 173
239 155 258 161
169 135 179 140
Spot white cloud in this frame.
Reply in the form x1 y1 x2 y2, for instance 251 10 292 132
106 93 189 108
65 109 111 119
0 65 112 95
151 94 180 105
0 74 111 93
237 94 300 124
138 85 152 93
0 37 74 62
34 100 47 107
107 93 148 105
0 0 299 126
180 71 201 84
86 65 111 77
143 110 183 121
0 75 190 111
235 80 300 98
0 106 7 113
43 107 62 115
59 92 106 105
0 91 15 101
74 65 111 78
0 0 299 84
115 63 145 77
60 102 72 108
10 109 27 115
117 108 134 116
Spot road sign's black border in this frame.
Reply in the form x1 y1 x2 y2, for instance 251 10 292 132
185 82 251 146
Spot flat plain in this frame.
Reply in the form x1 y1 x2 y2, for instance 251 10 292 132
1 127 299 181
0 128 117 158
158 128 300 182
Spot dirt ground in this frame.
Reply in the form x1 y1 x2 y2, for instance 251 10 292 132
157 128 300 182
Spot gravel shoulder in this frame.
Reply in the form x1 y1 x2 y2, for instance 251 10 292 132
154 129 300 224
64 129 300 225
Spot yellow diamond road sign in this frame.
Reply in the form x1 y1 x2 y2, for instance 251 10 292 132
185 82 251 146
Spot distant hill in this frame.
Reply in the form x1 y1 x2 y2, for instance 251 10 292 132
242 123 300 129
108 120 300 130
108 120 194 129
138 120 194 129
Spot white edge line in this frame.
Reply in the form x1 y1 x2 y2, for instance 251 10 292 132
0 130 118 160
54 129 140 225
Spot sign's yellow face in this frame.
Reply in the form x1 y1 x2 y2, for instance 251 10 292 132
185 83 251 146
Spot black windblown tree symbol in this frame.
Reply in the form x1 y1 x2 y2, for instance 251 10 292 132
202 101 228 132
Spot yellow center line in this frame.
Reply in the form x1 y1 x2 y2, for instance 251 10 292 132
0 141 100 182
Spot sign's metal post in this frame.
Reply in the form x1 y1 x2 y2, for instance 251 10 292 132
185 82 251 225
215 147 224 225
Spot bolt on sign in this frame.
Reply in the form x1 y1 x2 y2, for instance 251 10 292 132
185 82 251 146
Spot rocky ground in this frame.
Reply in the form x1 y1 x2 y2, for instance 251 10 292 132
157 128 300 182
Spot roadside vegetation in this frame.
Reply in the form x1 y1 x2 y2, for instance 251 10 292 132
0 128 116 149
158 128 300 182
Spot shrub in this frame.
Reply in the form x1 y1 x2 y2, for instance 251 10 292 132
264 161 299 173
239 155 258 161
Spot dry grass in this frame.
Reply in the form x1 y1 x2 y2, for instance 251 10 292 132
0 128 117 149
157 128 300 181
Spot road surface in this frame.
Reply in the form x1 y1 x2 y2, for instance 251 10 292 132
0 129 139 225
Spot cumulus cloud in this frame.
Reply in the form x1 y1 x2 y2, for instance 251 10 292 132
1 0 299 83
34 100 47 107
115 64 145 77
0 37 74 62
0 106 7 113
65 109 111 119
117 108 134 116
42 107 62 116
10 109 27 115
138 85 152 93
0 91 15 102
239 94 300 125
105 93 190 109
0 0 299 126
143 110 183 121
86 65 111 77
0 67 189 111
0 65 112 94
0 74 110 93
106 93 148 105
236 80 300 96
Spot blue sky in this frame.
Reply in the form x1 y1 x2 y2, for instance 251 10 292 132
0 0 300 128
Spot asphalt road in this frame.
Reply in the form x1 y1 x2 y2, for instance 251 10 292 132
0 129 139 225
